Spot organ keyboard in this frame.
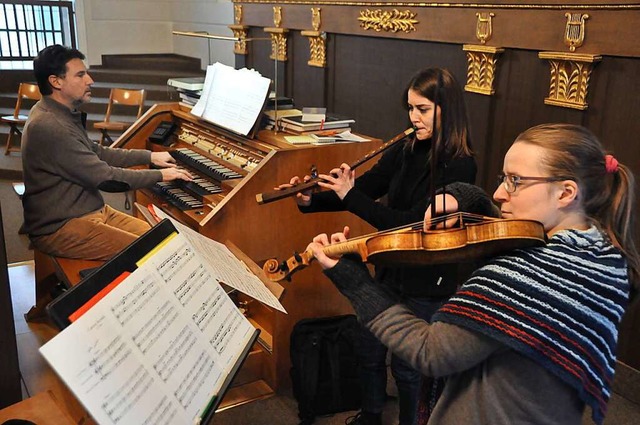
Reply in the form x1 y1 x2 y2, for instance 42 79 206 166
113 102 381 409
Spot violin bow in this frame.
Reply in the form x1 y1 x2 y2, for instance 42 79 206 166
428 70 445 230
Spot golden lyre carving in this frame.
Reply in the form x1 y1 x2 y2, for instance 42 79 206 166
475 12 495 44
274 6 282 28
564 13 589 52
539 52 601 110
234 5 242 25
302 8 326 67
264 6 288 61
311 7 321 31
229 5 248 55
358 9 418 33
463 45 504 96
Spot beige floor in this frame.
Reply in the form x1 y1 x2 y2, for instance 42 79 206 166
7 261 400 425
9 261 640 425
8 261 97 425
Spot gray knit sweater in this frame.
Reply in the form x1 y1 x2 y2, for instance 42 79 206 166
21 97 162 237
324 225 627 424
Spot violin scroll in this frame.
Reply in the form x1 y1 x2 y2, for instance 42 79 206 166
262 250 315 281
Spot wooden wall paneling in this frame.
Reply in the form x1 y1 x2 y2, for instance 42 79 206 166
234 0 640 371
477 49 582 187
246 27 275 93
330 36 471 139
237 3 640 58
464 91 495 191
582 57 640 369
290 31 326 108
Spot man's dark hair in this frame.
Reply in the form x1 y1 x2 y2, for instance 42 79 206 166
33 44 85 95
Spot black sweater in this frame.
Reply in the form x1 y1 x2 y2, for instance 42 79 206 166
300 138 482 297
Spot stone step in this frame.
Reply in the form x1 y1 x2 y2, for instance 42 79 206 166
0 53 203 175
0 118 130 147
97 54 203 73
87 68 204 87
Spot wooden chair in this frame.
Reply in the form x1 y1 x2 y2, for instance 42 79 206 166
1 82 41 155
93 88 146 145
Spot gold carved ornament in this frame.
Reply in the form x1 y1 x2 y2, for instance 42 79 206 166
463 13 503 96
358 9 418 33
274 6 282 28
463 45 504 96
564 13 589 52
301 8 326 67
229 5 248 54
234 4 242 25
475 12 495 44
264 7 289 61
538 52 601 110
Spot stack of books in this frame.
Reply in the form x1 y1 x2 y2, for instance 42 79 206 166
267 94 295 110
263 108 303 130
277 113 355 135
167 76 205 106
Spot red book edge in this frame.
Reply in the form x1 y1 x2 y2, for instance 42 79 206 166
68 271 131 323
147 204 162 223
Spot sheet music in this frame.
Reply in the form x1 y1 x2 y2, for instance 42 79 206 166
40 233 256 425
153 209 287 314
191 63 270 136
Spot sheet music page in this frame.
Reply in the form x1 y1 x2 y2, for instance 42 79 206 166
190 62 270 135
154 209 287 313
40 233 255 425
191 64 217 117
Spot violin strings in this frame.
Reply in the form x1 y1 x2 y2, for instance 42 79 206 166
326 212 497 245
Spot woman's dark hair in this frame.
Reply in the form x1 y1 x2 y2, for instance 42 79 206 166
515 123 639 294
33 44 85 95
402 68 473 160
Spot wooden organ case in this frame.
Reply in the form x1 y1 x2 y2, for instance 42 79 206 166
113 102 381 408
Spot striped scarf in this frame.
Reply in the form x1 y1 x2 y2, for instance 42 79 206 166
432 226 629 425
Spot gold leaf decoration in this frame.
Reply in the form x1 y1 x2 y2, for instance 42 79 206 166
463 45 504 96
358 9 418 33
539 52 601 110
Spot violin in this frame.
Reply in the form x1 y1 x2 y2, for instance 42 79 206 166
262 213 546 282
256 127 415 205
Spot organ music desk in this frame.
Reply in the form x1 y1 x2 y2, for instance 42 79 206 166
114 102 381 409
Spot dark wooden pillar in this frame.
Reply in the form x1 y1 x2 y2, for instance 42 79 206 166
0 203 22 407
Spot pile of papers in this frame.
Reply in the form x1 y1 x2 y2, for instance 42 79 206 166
190 63 271 136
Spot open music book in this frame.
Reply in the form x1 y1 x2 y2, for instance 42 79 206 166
40 220 267 425
191 62 270 136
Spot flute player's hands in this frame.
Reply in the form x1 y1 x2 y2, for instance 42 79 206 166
317 163 355 200
275 175 313 207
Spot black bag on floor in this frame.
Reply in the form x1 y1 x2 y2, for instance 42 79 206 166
290 314 362 425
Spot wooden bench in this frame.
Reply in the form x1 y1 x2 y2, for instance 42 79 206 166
25 249 104 321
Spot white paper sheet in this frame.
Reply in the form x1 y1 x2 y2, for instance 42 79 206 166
191 63 270 136
152 208 287 314
40 233 256 425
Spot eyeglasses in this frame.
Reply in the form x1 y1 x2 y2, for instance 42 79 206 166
497 174 569 194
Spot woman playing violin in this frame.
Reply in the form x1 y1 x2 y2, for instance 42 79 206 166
308 123 639 425
279 68 482 425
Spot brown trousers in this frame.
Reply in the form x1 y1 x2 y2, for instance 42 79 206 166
32 205 150 260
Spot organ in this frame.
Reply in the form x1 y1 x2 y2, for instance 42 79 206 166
113 102 381 409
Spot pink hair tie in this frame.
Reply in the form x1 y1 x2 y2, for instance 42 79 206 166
605 154 619 174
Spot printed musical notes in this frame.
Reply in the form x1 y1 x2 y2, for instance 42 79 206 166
40 232 256 425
